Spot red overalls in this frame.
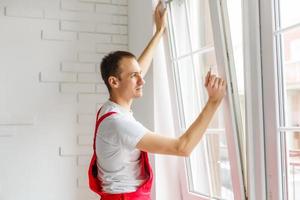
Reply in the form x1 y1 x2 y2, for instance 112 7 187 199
88 108 153 200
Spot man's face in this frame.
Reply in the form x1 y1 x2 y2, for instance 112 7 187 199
116 57 145 99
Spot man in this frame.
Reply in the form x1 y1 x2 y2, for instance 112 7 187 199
88 2 227 200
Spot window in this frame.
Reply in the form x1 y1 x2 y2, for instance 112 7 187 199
261 0 300 199
274 0 300 199
165 0 246 199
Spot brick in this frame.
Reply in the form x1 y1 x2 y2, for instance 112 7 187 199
76 102 98 114
96 24 127 34
78 73 101 83
96 44 127 53
78 33 111 43
96 24 119 34
112 35 128 44
0 115 34 126
78 93 108 103
112 0 128 5
0 5 4 16
77 134 93 145
112 16 128 25
39 71 76 82
77 188 98 199
78 52 105 62
95 83 107 93
77 114 95 124
96 4 127 15
41 30 77 41
0 127 16 137
77 155 91 166
61 0 94 12
74 124 94 135
60 83 95 93
119 26 127 34
96 103 105 110
45 9 112 24
76 166 89 179
61 61 95 73
59 146 92 156
61 21 95 32
80 0 110 3
95 64 101 73
77 177 88 188
5 6 44 18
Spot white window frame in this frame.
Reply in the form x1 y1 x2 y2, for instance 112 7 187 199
260 0 300 199
163 0 246 199
242 0 268 199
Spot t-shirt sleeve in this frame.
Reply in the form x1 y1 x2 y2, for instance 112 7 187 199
104 116 149 150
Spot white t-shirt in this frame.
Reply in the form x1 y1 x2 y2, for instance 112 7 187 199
96 100 149 194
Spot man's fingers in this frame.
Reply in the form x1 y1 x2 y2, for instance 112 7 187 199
218 78 222 86
162 8 167 17
156 1 162 12
204 70 211 87
209 75 216 87
221 79 225 86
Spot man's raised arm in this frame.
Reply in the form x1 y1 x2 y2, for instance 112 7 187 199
138 1 167 77
136 71 227 156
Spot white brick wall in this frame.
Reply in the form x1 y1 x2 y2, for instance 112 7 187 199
0 0 128 199
61 0 94 12
42 30 77 41
78 52 105 62
5 6 44 18
0 5 4 16
95 4 127 15
61 61 96 73
78 32 111 43
61 20 96 32
112 0 128 5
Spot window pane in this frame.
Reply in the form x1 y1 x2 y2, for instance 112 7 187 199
279 0 300 29
281 27 300 127
283 131 300 200
186 0 214 51
189 137 210 196
192 50 217 104
170 1 191 56
177 56 199 126
207 132 234 200
189 52 234 199
225 0 245 131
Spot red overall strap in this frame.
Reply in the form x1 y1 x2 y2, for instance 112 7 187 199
88 108 116 196
88 108 153 200
92 108 116 150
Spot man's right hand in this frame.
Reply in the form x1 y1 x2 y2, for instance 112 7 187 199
154 1 167 34
204 69 227 104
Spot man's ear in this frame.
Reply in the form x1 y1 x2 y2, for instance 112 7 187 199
108 76 120 89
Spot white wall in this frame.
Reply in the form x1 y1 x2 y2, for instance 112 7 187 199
0 0 128 199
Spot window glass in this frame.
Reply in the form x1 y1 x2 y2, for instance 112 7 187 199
281 27 300 127
166 0 245 198
283 131 300 200
177 56 199 126
170 0 191 56
186 0 213 51
225 0 245 133
279 0 300 29
274 0 300 198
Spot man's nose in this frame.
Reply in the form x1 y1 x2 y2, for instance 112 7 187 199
138 75 145 85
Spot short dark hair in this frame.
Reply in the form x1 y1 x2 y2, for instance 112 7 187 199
100 51 136 91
